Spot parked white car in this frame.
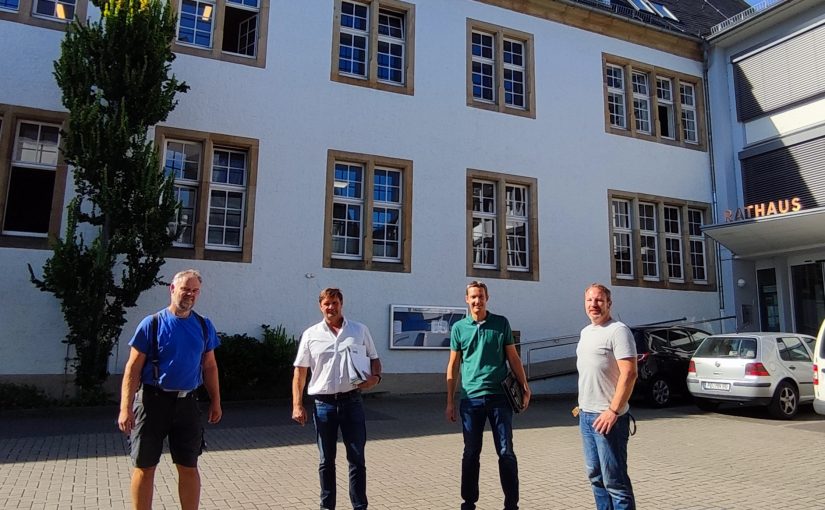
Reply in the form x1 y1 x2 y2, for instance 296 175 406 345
687 332 816 419
813 320 825 416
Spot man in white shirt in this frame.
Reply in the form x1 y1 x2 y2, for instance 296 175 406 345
292 288 382 510
576 283 637 510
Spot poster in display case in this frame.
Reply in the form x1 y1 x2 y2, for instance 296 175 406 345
389 304 467 350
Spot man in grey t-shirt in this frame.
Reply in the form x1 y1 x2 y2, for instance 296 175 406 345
575 283 637 510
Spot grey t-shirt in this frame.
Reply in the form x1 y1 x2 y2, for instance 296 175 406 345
576 319 636 414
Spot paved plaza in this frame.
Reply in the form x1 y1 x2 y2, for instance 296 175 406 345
1 393 823 509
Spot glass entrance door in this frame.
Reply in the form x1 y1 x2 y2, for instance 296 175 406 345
757 268 780 332
791 261 825 336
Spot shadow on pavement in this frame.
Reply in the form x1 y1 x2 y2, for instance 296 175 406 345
3 392 819 464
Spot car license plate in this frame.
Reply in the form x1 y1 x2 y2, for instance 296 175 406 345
702 382 730 391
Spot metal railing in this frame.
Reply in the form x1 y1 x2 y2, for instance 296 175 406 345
519 315 737 381
710 0 787 36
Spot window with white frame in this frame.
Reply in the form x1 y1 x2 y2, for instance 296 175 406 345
612 199 633 278
688 208 707 282
330 162 364 259
173 0 267 67
324 150 412 272
609 191 714 290
603 54 705 149
156 127 258 262
467 170 538 280
472 180 497 268
680 82 698 144
638 202 658 279
3 121 61 237
0 105 69 249
505 184 529 271
656 77 675 139
606 64 626 129
331 0 415 95
0 0 86 30
467 19 535 118
164 140 200 246
632 71 651 134
663 205 683 281
208 148 247 248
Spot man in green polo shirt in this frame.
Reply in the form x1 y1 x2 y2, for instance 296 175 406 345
445 280 531 510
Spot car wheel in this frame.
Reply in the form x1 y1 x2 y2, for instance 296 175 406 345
646 377 672 408
768 381 799 420
693 398 719 412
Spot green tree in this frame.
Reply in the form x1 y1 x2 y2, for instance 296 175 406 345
28 0 188 400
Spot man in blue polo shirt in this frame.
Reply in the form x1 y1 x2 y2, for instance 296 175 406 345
118 269 222 510
446 280 531 510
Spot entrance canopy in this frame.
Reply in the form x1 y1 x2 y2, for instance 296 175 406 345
703 207 825 259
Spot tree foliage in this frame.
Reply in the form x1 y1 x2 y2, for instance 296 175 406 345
29 0 188 398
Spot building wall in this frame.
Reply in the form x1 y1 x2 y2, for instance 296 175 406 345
0 0 721 392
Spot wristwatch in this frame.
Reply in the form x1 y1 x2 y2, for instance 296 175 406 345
376 374 383 384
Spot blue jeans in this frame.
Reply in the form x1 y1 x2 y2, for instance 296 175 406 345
313 392 368 510
460 395 519 510
579 411 635 510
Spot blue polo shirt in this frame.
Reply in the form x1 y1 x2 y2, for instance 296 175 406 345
129 308 220 391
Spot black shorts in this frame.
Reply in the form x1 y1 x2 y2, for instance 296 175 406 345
129 385 203 468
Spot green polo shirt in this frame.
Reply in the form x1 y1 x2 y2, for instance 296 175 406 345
450 312 513 398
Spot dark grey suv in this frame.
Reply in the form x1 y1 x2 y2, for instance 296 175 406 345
631 325 712 407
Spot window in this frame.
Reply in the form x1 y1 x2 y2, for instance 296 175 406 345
0 0 87 30
466 19 535 118
612 199 633 278
777 337 811 362
602 54 705 150
663 205 683 282
608 190 714 291
173 0 269 67
688 208 707 283
656 77 675 139
0 104 69 249
606 65 626 129
330 0 416 95
155 126 258 263
467 169 539 281
680 82 698 144
323 150 412 272
632 72 651 134
639 202 658 279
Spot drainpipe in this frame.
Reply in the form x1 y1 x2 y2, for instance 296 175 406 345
702 38 727 324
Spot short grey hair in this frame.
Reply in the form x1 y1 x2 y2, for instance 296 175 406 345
173 269 203 285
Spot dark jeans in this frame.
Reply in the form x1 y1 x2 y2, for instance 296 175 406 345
313 391 367 510
460 394 519 510
579 411 635 510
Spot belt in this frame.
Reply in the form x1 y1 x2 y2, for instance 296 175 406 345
142 384 194 399
314 389 361 402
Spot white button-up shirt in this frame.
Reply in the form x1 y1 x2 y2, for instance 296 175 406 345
294 317 379 395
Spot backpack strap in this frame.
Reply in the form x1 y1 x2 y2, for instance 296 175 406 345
151 310 209 388
191 310 209 356
151 312 161 386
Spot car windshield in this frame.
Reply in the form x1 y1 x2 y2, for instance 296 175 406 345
693 337 758 359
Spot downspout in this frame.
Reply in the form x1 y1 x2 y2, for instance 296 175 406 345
701 38 727 325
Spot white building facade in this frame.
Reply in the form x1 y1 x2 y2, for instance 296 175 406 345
0 0 730 395
704 0 825 337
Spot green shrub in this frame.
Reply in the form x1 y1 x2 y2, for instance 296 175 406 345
0 382 54 409
215 324 298 401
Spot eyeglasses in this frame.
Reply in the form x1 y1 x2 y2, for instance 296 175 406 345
466 280 487 291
